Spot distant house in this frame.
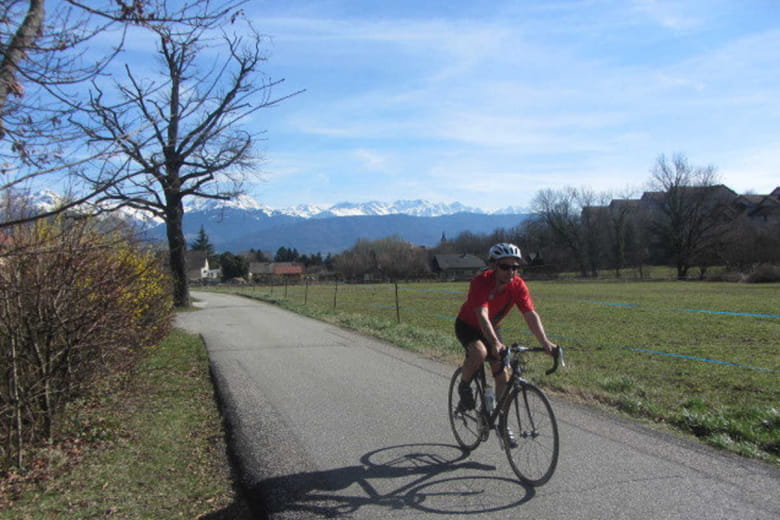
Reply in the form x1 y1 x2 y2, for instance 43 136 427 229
249 261 305 281
432 254 486 281
273 262 305 277
249 261 273 278
739 187 780 228
185 250 221 283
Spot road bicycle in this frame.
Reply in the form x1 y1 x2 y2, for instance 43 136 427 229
448 344 564 486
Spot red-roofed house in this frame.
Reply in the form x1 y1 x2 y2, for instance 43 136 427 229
249 262 305 282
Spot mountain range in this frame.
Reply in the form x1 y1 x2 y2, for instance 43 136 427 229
29 190 530 254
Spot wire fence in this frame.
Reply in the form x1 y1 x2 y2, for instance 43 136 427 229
231 280 779 373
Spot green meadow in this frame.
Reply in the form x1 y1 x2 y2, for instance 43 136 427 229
228 279 779 464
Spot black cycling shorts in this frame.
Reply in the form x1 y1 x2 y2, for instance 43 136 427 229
454 318 503 352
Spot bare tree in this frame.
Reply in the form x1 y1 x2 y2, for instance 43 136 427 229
74 8 301 306
334 236 429 282
372 236 430 281
578 188 610 277
532 187 590 276
646 153 726 279
604 188 640 278
0 1 250 225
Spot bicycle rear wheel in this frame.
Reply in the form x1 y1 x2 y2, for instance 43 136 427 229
448 366 485 451
500 382 559 486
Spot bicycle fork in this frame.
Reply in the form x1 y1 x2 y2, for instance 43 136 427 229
514 383 541 439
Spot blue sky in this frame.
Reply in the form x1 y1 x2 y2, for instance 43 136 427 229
139 1 780 211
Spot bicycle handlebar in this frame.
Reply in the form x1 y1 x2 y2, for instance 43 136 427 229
509 343 565 375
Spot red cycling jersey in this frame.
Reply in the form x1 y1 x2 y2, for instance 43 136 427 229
456 269 535 329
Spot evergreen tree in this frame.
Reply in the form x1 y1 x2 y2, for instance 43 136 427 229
275 247 300 262
190 226 215 256
250 249 270 262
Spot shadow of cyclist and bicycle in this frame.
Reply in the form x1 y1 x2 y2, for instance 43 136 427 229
249 442 536 518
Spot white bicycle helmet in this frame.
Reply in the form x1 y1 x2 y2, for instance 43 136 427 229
488 242 522 261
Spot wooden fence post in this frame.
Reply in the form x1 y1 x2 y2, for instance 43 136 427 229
395 282 401 323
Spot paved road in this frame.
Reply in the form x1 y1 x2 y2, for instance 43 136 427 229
177 292 779 520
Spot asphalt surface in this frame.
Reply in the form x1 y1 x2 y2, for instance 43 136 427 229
176 291 780 520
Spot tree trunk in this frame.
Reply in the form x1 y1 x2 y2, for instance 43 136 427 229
8 336 23 469
166 197 190 307
0 0 45 125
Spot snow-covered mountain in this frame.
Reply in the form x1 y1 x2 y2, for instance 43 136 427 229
27 189 522 221
25 189 163 227
181 196 504 219
24 190 530 253
168 197 530 253
311 200 479 218
183 193 269 214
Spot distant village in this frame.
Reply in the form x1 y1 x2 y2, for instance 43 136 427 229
185 185 780 284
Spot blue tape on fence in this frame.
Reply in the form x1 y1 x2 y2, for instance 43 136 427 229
589 301 780 319
678 308 780 319
615 345 779 373
360 296 777 373
514 332 780 373
398 287 463 294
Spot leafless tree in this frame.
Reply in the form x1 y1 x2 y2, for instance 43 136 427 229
604 188 641 278
334 236 430 282
578 188 611 277
647 153 723 279
372 236 430 281
0 0 251 225
73 7 301 306
532 187 590 276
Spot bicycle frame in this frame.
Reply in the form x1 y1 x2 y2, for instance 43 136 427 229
473 344 563 431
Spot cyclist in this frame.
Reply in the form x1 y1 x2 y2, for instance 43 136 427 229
455 243 557 417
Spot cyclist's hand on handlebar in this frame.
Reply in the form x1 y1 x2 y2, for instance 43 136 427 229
491 341 507 360
542 340 557 357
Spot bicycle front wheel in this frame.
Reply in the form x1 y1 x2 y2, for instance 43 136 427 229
500 382 559 486
448 366 485 451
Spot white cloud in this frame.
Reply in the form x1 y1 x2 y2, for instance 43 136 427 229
353 149 389 171
242 1 780 209
629 0 704 31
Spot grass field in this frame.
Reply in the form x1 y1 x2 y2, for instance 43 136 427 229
226 279 779 464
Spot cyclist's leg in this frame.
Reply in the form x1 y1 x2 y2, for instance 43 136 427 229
453 341 486 411
461 340 488 382
455 318 488 383
448 366 485 450
490 357 510 402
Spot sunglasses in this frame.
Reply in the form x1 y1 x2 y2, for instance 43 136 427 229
497 263 520 271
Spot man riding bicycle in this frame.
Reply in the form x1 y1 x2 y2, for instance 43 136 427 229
455 243 557 417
